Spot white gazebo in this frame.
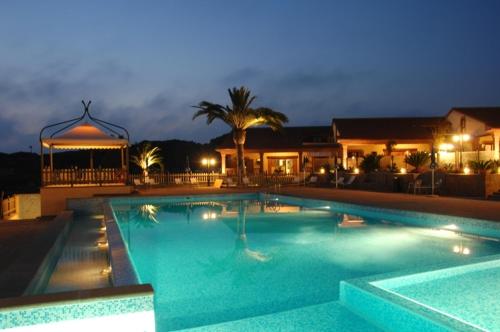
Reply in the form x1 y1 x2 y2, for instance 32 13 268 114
40 101 129 187
39 101 133 216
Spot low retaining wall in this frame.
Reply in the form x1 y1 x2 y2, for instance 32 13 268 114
40 185 133 216
344 172 500 198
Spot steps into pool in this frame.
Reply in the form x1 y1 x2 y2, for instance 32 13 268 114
340 258 500 332
176 301 381 332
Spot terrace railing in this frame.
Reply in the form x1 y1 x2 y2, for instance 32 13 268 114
42 168 127 187
1 195 16 219
130 172 303 186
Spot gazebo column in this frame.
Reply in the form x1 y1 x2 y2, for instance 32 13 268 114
125 145 130 183
494 131 500 161
40 143 45 186
121 147 125 169
49 146 54 172
298 151 303 172
90 150 94 183
259 152 264 174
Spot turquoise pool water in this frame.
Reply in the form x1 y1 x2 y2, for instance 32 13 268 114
111 194 500 331
372 258 500 331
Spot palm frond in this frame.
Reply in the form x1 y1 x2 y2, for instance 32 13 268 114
192 102 228 125
250 107 289 130
131 143 163 172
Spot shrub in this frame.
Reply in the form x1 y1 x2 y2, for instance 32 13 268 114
360 153 383 173
469 160 493 173
439 163 455 173
404 151 430 173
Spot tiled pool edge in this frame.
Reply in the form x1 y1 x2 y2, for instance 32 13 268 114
338 256 500 332
103 201 140 286
0 285 154 331
272 193 500 239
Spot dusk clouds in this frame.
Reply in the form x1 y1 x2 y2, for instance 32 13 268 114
1 1 499 152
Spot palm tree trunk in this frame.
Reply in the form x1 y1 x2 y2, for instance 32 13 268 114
233 129 247 185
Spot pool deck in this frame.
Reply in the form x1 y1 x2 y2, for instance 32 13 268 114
0 217 67 298
135 185 500 222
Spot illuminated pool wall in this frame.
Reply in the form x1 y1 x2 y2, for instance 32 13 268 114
0 285 154 332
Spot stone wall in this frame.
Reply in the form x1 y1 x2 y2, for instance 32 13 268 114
440 174 484 197
15 194 41 219
40 185 133 216
485 174 500 197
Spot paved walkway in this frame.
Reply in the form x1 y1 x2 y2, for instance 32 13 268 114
0 217 66 298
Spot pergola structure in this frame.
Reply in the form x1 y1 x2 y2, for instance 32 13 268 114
40 101 130 187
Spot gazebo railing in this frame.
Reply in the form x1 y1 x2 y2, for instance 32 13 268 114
42 168 127 187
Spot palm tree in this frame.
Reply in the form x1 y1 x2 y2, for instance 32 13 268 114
193 86 288 184
131 143 163 178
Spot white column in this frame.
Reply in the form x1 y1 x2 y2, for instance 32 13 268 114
221 153 226 174
494 131 500 161
342 145 348 169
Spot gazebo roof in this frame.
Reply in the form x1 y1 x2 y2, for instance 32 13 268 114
42 123 128 149
40 100 129 150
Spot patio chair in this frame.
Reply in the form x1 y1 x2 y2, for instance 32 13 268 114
190 177 200 186
174 178 182 185
146 177 157 185
133 178 142 186
291 176 301 185
243 177 259 187
225 178 237 187
212 178 223 189
307 176 318 186
413 178 443 195
331 176 345 187
408 179 423 194
341 175 356 188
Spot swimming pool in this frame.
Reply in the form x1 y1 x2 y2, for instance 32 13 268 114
109 193 500 331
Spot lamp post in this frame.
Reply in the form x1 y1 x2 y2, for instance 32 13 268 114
202 157 216 186
452 134 470 171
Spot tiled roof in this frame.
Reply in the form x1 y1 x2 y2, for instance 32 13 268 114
449 107 500 128
332 117 444 141
216 126 337 150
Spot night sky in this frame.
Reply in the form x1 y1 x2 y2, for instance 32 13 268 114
1 1 499 152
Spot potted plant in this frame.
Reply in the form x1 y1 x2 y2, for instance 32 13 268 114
469 160 493 174
404 151 430 173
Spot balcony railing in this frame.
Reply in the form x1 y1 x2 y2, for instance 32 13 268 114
42 168 127 187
